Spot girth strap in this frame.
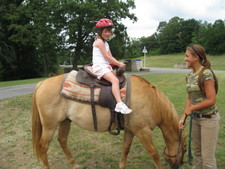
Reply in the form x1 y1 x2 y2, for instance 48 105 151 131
90 83 98 131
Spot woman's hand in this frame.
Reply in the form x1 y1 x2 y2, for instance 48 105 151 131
179 114 186 130
183 106 193 116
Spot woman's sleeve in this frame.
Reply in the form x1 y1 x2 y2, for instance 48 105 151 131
203 69 214 82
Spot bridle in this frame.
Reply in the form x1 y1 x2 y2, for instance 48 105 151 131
163 140 186 168
164 116 187 169
163 138 186 158
163 146 182 158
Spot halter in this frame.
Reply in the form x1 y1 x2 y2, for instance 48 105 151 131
163 136 186 169
163 145 182 158
163 116 187 169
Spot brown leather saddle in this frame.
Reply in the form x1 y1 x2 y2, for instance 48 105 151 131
76 65 126 135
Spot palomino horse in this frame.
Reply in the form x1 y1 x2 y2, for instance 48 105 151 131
32 73 186 169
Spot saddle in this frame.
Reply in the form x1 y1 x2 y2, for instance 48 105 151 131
76 65 127 135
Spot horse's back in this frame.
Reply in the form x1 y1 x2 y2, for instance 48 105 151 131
34 73 114 131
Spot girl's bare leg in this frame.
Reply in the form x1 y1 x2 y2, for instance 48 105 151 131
103 71 121 103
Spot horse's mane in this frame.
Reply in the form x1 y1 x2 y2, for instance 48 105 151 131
133 75 179 132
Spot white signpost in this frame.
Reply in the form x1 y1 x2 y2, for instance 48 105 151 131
142 46 148 68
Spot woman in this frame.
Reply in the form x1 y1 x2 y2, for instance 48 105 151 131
92 18 132 114
179 44 220 169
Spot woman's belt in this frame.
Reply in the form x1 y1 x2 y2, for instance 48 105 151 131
192 112 217 118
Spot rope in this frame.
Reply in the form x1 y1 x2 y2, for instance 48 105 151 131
173 115 187 169
188 115 194 165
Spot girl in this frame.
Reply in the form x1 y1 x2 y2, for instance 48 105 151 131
92 18 132 114
179 44 220 169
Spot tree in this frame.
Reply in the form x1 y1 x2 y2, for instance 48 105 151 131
156 21 167 34
126 38 143 59
157 17 184 54
0 0 41 80
0 0 137 80
57 0 137 69
191 21 209 45
204 20 225 54
179 19 200 51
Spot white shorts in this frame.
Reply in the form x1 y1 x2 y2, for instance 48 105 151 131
92 64 113 79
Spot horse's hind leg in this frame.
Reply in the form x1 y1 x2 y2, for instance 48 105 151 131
58 119 78 167
136 128 163 169
119 130 134 169
39 128 56 169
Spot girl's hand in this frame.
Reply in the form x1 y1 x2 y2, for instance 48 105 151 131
118 62 126 68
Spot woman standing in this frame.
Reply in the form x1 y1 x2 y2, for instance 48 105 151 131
179 44 220 169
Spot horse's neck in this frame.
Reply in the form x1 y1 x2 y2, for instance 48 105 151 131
158 99 179 145
160 122 179 146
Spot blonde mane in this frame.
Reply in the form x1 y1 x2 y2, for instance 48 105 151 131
133 75 179 132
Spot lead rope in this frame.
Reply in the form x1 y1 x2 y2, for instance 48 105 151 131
188 115 194 165
174 116 187 169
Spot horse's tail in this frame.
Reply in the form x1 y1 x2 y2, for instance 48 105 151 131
32 81 43 160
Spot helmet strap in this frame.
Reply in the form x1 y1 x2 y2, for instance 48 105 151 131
96 29 106 42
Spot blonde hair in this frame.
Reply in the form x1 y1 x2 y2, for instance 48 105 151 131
186 44 218 93
94 28 113 41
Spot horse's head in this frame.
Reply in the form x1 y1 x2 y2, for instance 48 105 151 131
163 133 187 169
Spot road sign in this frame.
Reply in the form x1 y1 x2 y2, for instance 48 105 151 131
142 46 148 67
142 46 147 54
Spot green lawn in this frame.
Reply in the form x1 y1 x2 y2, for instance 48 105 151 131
0 77 46 88
137 53 225 70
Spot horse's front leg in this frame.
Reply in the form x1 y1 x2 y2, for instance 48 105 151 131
119 129 134 169
58 119 79 168
136 128 163 169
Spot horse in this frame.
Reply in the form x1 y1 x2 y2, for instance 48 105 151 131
32 73 186 169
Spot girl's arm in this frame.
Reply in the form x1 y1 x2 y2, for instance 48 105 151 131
95 40 125 67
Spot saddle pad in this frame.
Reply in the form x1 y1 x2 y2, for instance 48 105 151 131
61 70 126 102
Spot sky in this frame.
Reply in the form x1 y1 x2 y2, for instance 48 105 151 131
123 0 225 38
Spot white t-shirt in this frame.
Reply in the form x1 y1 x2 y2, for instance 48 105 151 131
92 39 110 65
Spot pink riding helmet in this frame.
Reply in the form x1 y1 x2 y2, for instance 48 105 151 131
95 18 113 30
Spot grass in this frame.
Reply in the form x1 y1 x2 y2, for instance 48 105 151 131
0 72 225 169
137 53 225 70
0 77 46 88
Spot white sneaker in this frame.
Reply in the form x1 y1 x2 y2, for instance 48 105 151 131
115 102 132 114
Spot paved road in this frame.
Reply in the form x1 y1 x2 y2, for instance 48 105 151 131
1 68 224 100
0 83 37 100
